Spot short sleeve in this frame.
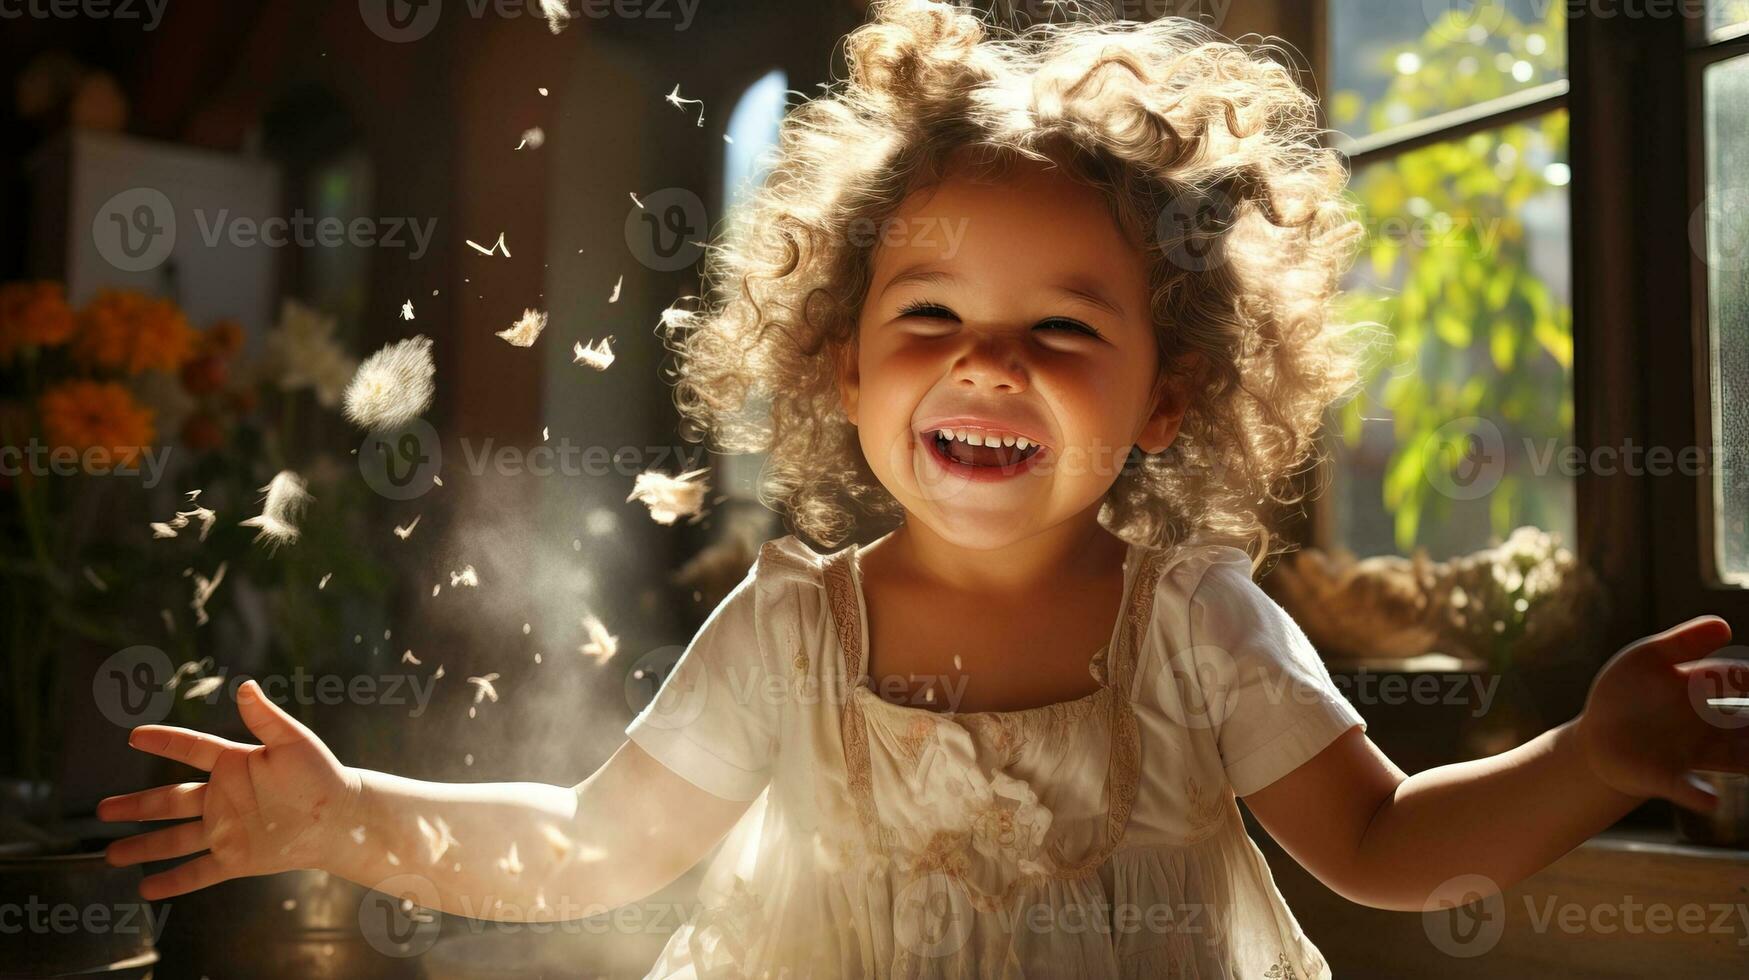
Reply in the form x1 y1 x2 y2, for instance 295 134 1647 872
624 567 779 802
1186 549 1365 797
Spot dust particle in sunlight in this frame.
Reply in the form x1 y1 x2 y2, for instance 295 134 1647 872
386 852 400 866
464 753 474 767
401 300 415 321
578 614 618 665
183 676 224 700
522 623 531 635
149 491 217 541
538 86 549 97
664 84 705 127
626 468 709 525
394 515 421 540
191 562 228 626
433 665 445 680
160 609 175 634
82 566 107 592
282 899 296 911
417 815 458 864
450 565 479 588
402 650 421 665
344 336 435 431
496 309 548 347
318 572 332 590
586 508 618 537
543 426 549 442
628 191 644 209
498 842 523 876
433 474 444 487
467 673 500 707
466 233 511 258
240 471 311 551
349 826 366 845
432 583 442 597
515 127 545 150
608 275 622 303
572 337 615 371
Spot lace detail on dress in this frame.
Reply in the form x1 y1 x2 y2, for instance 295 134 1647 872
824 542 1172 884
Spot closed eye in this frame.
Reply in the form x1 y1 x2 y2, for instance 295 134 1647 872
894 300 1106 342
896 299 957 320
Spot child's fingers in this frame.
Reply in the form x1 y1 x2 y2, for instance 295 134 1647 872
1643 615 1734 666
96 782 206 823
138 853 228 901
104 820 209 869
126 725 250 772
1667 771 1721 814
236 678 313 749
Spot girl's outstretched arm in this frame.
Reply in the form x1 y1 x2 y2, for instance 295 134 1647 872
100 678 751 921
1244 616 1748 912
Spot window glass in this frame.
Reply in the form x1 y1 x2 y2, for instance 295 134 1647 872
1327 1 1565 141
1701 54 1749 585
1329 112 1574 559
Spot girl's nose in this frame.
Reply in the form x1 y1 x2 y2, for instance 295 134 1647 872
951 334 1028 393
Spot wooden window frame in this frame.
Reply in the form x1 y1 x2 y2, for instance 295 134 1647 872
1302 2 1749 658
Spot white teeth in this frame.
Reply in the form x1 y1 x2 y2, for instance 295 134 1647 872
931 427 1038 453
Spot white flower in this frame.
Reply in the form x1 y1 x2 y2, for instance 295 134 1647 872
344 335 435 431
265 299 358 408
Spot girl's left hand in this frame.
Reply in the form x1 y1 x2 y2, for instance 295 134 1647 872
1574 615 1749 813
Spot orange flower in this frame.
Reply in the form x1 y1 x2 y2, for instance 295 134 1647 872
38 380 156 470
71 289 193 375
0 281 77 362
199 318 245 359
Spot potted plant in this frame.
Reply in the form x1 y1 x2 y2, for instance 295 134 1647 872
0 284 398 976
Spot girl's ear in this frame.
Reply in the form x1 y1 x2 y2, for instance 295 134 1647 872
1136 351 1202 454
836 340 860 426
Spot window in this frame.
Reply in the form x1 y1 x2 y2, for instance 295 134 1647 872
1695 35 1749 585
717 68 788 503
1322 2 1573 560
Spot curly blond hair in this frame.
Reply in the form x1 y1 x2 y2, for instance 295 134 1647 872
662 0 1366 559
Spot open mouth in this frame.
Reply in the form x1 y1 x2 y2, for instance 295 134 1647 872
923 426 1045 471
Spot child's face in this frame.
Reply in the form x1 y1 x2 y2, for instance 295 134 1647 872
839 160 1191 550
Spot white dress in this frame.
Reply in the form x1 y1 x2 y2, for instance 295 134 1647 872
625 533 1366 979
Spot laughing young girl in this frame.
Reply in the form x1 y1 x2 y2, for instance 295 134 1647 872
101 2 1748 977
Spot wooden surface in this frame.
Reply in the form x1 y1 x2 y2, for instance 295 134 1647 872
1251 817 1749 978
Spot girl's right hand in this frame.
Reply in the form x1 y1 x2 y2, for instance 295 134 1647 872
98 678 361 900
